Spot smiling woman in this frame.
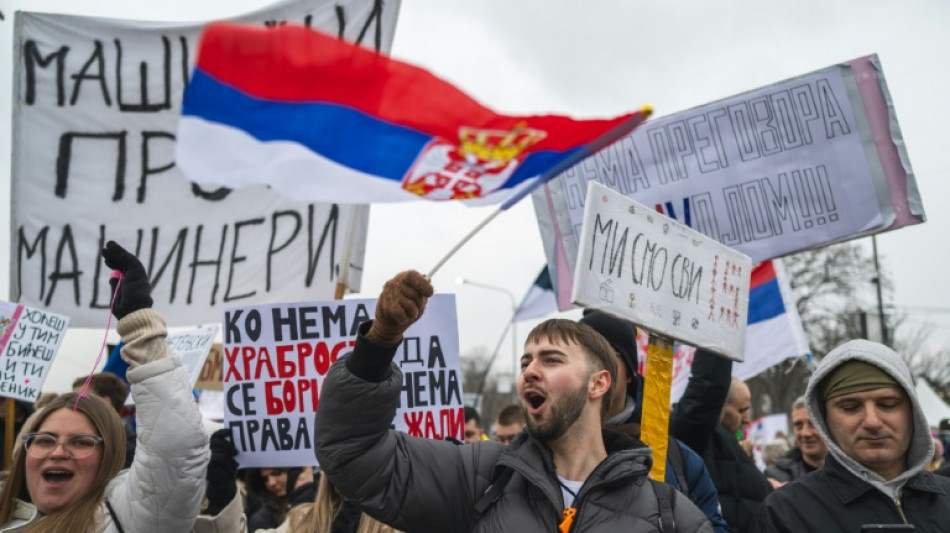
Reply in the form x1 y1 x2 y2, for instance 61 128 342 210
0 242 217 532
0 393 125 529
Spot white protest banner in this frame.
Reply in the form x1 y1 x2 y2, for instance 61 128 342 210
572 182 751 361
223 294 464 468
11 0 401 327
168 324 219 386
124 324 218 406
535 55 925 311
0 301 70 402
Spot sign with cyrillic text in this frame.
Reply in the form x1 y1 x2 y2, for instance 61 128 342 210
222 295 464 468
573 182 751 361
536 55 925 312
195 343 223 391
0 301 70 402
125 324 218 405
11 0 400 326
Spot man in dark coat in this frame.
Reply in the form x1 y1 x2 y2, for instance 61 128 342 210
314 271 712 532
751 340 950 532
580 310 731 532
670 351 772 533
764 396 827 485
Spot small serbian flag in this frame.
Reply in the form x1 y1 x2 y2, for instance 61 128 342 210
736 259 811 373
514 266 558 321
177 23 651 207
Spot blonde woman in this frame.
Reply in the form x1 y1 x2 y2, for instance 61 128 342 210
258 474 398 533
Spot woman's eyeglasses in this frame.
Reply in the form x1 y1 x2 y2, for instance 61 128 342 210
22 432 103 459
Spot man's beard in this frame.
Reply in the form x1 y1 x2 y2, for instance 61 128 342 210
526 382 587 442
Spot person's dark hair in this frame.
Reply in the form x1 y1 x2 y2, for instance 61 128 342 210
245 467 298 526
578 310 640 400
495 404 525 426
72 373 128 413
464 406 482 427
525 319 618 421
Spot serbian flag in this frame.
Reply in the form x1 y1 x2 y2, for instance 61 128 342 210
735 259 811 379
514 266 558 321
177 23 651 207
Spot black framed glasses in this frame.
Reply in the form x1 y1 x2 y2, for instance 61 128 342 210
22 432 103 459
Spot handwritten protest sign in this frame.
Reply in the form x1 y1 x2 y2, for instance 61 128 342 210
223 295 464 468
11 0 399 327
124 324 218 406
573 182 751 361
168 325 219 385
0 301 70 402
536 55 924 311
195 343 223 391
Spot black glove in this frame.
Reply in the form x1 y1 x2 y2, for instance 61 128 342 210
367 270 433 344
205 428 239 516
101 241 153 320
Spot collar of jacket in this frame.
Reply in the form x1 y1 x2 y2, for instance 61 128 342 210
774 447 803 469
823 455 949 505
493 428 653 505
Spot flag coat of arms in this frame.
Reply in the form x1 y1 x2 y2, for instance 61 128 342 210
177 23 649 205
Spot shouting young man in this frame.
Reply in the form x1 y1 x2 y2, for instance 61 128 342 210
314 271 711 532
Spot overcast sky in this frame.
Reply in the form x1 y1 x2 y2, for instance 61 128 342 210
2 0 948 392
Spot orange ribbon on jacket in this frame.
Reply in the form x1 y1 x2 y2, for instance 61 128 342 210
558 507 577 533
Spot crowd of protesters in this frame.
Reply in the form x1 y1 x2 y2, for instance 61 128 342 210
1 248 949 532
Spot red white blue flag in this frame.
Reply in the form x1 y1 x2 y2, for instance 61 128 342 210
177 23 650 206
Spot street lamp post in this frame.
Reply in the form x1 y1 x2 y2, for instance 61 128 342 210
456 278 518 398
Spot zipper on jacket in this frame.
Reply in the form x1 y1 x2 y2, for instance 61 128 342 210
893 496 908 524
565 469 638 533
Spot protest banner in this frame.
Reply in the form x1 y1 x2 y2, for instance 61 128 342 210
195 343 223 391
573 182 751 479
124 324 218 405
10 0 401 327
573 182 752 361
222 295 464 468
0 300 70 402
635 259 811 401
536 55 925 311
167 325 219 385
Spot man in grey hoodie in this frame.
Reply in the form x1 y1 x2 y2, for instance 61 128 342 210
750 339 950 532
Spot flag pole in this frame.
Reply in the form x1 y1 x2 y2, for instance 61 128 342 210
427 208 504 278
427 106 653 278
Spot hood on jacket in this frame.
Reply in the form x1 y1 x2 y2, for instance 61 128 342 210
804 339 934 499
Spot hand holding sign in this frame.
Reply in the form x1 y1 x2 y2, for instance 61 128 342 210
205 428 239 516
102 241 153 319
368 271 434 344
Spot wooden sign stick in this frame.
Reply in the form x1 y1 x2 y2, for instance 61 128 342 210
640 333 674 481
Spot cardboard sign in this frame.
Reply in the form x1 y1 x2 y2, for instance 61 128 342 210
0 301 70 401
10 0 399 326
535 55 924 312
195 343 223 391
223 295 464 468
572 182 751 361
